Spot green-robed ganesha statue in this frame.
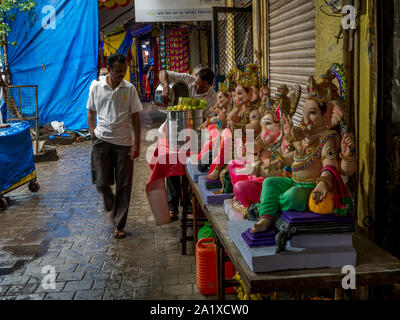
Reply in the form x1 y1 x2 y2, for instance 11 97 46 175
251 63 357 233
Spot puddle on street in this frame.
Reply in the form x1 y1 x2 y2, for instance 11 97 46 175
0 208 76 275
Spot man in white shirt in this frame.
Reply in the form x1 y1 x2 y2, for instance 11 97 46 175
159 68 217 220
87 53 142 238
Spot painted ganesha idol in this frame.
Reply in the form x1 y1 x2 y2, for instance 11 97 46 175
229 84 302 217
197 85 233 172
203 63 263 190
251 63 357 233
197 67 243 173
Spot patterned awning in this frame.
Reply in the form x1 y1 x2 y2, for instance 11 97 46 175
98 0 132 10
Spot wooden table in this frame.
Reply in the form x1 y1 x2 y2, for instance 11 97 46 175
186 168 400 300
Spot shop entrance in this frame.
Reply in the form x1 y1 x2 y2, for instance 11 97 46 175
140 39 154 101
212 6 253 89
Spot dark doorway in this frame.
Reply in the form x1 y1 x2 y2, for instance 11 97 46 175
375 0 400 258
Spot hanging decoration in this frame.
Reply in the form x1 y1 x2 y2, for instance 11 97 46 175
159 27 190 73
98 0 132 10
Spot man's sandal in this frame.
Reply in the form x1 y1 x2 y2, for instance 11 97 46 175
114 229 126 238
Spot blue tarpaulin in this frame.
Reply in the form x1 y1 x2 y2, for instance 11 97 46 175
0 122 36 195
1 0 99 130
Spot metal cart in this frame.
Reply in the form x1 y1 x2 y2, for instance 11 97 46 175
0 85 40 211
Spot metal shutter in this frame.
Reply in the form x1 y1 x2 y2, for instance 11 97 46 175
268 0 316 125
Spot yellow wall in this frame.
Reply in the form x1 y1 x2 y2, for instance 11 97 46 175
314 0 376 230
315 0 343 78
356 0 376 230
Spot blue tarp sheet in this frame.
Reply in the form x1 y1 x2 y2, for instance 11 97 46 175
1 0 99 130
0 122 35 195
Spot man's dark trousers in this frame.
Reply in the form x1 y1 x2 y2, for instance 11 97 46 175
166 176 192 213
92 137 133 230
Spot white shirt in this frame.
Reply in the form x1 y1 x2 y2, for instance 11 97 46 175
87 76 143 146
166 71 217 116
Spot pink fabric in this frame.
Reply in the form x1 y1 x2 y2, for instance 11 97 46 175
146 138 191 225
206 128 233 176
229 160 250 185
234 179 263 208
228 159 265 207
198 124 220 162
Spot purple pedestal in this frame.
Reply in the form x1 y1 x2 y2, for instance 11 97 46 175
280 211 354 224
186 158 207 183
228 220 357 273
241 228 277 247
198 176 234 206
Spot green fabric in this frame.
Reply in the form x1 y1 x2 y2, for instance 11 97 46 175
205 181 222 190
222 170 233 193
334 196 354 216
258 177 316 218
197 221 216 240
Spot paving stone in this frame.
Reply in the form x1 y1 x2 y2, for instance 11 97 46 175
0 285 9 296
122 275 150 289
151 272 178 286
34 281 66 293
92 280 108 290
6 283 38 295
15 293 46 300
176 295 207 300
83 271 111 281
0 275 31 285
74 289 104 300
44 291 75 300
164 264 192 274
56 272 85 282
133 286 163 299
0 295 16 300
180 255 196 265
39 256 68 266
163 284 193 296
63 280 93 292
178 273 196 284
103 288 134 300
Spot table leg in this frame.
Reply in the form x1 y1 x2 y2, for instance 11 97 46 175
354 286 369 300
334 288 344 300
192 194 197 245
181 176 187 255
215 237 225 300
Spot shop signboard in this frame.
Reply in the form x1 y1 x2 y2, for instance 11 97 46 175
135 0 226 22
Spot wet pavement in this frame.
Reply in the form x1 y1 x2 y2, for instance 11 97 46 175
0 103 236 300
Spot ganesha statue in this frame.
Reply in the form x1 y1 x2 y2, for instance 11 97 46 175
203 63 263 189
251 63 357 233
228 84 302 216
197 83 234 173
200 84 233 131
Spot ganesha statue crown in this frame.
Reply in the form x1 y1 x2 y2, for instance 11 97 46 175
306 62 347 106
237 62 261 89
